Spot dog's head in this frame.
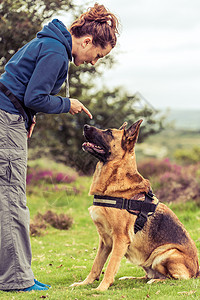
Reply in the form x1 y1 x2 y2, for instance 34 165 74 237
82 119 143 163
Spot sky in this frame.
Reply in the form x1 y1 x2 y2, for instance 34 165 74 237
57 0 200 111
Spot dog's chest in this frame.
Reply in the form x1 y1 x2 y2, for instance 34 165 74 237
88 206 101 222
88 206 113 246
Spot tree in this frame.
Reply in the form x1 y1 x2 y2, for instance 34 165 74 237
0 0 165 174
0 0 75 73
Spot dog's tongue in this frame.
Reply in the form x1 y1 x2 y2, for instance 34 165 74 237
82 142 105 154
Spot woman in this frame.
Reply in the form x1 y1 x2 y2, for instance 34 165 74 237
0 3 119 292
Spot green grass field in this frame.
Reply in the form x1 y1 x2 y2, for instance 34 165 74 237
0 160 199 300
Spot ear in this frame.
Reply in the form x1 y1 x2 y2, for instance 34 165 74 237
82 36 92 48
119 122 127 130
122 119 143 151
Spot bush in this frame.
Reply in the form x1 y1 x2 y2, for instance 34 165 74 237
138 158 181 179
30 210 73 236
26 168 77 185
174 146 200 164
138 159 200 204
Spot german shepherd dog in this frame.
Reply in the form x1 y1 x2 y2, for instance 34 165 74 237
71 120 199 291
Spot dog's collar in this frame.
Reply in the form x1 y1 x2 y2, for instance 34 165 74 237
93 190 159 234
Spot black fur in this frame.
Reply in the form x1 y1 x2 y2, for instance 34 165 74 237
148 209 188 245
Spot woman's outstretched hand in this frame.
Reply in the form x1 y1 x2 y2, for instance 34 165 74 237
69 98 93 119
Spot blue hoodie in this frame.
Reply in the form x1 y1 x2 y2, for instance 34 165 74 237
0 19 72 127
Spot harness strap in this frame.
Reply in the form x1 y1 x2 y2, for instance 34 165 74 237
93 190 159 234
133 190 155 234
94 194 140 211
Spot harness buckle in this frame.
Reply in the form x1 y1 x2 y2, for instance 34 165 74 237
134 222 142 233
122 198 132 210
134 212 148 234
146 190 154 200
138 212 148 222
122 198 127 209
128 199 131 210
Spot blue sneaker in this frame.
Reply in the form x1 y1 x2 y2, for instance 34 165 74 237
4 283 48 292
22 283 48 291
34 279 51 288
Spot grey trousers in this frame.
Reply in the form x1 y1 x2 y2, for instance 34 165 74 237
0 109 34 290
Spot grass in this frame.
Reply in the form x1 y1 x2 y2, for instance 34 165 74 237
0 161 199 300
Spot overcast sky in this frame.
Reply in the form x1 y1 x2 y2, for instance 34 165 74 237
59 0 200 110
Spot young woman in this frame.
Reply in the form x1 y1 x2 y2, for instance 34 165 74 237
0 3 119 292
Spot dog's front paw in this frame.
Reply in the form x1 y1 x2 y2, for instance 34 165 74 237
119 276 135 280
119 275 147 281
70 281 85 287
147 279 166 284
95 286 108 291
95 282 112 291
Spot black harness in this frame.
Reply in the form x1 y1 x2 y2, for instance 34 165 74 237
93 190 159 234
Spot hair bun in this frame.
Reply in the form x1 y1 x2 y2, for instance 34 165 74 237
84 3 116 27
70 3 119 48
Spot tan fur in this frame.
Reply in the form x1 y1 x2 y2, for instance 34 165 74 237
71 121 199 291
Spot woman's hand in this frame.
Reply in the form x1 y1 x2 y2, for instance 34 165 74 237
69 98 93 119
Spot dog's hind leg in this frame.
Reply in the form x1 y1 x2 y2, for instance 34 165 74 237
96 235 129 291
70 237 111 287
151 249 197 280
165 258 195 280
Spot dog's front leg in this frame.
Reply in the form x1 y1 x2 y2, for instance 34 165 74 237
70 237 111 287
96 235 129 291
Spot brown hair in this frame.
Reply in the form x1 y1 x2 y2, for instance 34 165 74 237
70 3 119 49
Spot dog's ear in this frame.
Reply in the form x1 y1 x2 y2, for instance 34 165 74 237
122 119 143 150
119 122 127 130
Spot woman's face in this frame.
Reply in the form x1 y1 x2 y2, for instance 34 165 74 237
72 36 112 66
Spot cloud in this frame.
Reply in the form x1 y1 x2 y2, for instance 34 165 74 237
115 0 200 30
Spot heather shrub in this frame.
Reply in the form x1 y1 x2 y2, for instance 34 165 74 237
138 159 200 203
138 158 181 179
156 166 200 203
26 167 77 185
30 210 73 236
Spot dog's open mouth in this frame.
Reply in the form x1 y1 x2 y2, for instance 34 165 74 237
82 124 110 162
82 142 105 154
